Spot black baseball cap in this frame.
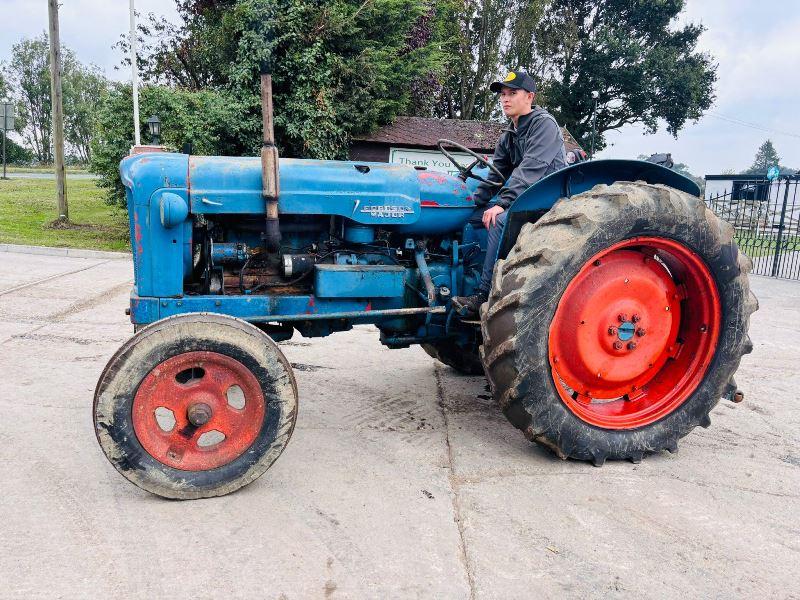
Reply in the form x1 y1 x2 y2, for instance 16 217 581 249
490 70 537 93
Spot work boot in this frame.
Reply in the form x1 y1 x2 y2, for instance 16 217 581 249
451 290 488 318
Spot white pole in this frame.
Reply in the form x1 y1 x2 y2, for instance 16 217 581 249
130 0 140 146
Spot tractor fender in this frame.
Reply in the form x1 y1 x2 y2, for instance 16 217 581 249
498 159 701 259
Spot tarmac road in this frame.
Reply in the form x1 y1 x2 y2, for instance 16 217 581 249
1 247 798 599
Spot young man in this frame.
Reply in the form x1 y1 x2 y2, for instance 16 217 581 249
451 70 567 317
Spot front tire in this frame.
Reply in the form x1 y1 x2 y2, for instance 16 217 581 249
94 313 298 499
480 181 757 464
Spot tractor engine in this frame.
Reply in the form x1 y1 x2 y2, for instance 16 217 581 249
122 152 487 343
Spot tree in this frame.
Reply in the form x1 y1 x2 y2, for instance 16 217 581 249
422 0 544 120
0 70 8 100
63 65 108 162
745 139 780 175
116 0 443 161
5 34 55 162
508 0 716 150
91 84 250 205
2 136 35 164
2 33 107 164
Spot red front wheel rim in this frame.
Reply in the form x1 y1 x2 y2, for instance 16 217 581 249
548 237 721 430
132 351 266 471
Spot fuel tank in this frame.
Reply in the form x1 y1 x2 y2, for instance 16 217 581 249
120 153 479 236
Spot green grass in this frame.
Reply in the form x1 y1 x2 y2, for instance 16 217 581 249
735 233 800 258
0 178 130 251
3 165 89 174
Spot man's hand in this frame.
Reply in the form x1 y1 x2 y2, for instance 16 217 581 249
482 205 505 228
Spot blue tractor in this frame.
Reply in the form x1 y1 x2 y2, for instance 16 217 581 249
94 74 757 499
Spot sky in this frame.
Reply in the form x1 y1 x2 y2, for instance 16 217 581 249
1 0 798 176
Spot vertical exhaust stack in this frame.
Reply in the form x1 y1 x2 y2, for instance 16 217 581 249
260 59 281 253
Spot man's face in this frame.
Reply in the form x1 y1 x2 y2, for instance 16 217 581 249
499 87 534 119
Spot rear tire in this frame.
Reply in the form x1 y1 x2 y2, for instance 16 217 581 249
480 181 757 464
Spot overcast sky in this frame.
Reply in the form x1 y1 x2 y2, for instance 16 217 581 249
2 0 798 175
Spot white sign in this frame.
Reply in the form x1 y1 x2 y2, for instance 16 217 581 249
389 147 484 176
0 103 14 131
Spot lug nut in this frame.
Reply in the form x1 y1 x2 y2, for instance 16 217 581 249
631 314 641 323
636 328 646 337
613 341 623 350
627 342 637 350
617 313 628 323
608 326 618 336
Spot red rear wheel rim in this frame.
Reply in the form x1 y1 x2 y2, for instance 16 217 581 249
132 351 266 471
548 237 721 430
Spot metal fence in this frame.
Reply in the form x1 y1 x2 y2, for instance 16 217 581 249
705 175 800 280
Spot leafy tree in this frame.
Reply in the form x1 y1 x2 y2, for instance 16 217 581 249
63 65 108 162
0 70 8 100
91 84 249 205
424 0 544 120
5 34 55 162
507 0 716 150
115 0 443 161
744 139 781 175
3 33 108 164
2 136 35 164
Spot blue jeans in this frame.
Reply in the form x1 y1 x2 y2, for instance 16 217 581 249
474 206 508 293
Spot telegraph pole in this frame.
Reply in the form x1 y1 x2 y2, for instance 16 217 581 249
48 0 68 221
130 0 141 146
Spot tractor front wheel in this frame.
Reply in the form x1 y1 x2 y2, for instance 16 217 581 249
480 181 757 464
94 313 298 499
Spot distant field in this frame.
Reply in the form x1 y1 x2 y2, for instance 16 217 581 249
0 178 129 252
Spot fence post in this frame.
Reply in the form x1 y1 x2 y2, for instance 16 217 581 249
771 177 791 277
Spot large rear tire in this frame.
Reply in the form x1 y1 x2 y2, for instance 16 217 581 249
480 181 757 464
94 313 298 499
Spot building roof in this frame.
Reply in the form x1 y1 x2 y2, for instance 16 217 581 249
354 116 583 153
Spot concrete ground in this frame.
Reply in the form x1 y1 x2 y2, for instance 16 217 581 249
0 248 798 600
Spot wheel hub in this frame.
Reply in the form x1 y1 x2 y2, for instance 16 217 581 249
616 321 635 341
187 402 213 427
132 351 266 471
548 237 721 429
551 249 680 398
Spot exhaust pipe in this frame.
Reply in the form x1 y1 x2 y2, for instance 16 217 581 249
260 59 281 253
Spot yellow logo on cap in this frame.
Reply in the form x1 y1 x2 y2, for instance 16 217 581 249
504 72 516 82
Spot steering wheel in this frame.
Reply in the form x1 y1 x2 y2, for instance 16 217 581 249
436 139 505 188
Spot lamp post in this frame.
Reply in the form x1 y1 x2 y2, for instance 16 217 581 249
590 90 599 159
147 115 161 145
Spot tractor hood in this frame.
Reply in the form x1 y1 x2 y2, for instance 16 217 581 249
120 152 479 234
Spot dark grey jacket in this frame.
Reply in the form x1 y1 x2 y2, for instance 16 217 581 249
474 106 567 208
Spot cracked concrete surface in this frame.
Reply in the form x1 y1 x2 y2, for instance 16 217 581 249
0 249 798 599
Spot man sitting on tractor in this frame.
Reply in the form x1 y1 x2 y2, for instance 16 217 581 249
451 70 567 317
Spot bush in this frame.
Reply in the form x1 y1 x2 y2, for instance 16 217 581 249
90 83 249 206
1 134 34 165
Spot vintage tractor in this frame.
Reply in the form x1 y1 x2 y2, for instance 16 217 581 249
94 73 757 499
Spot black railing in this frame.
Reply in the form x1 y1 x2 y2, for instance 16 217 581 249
705 175 800 280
